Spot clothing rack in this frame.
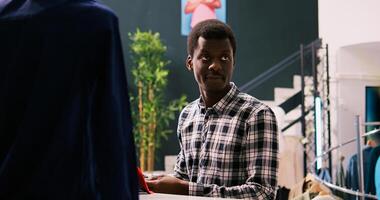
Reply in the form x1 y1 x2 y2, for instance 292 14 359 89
311 127 379 167
363 122 380 127
309 116 379 200
363 128 380 138
313 175 377 199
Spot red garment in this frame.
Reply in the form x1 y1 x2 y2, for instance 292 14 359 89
137 168 153 194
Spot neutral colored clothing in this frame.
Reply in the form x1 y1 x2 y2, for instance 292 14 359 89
278 135 304 188
288 174 334 200
273 106 303 189
174 83 278 199
312 195 337 200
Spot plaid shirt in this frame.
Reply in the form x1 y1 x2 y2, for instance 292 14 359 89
174 83 278 199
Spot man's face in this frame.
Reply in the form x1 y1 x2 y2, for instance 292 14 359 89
187 37 234 94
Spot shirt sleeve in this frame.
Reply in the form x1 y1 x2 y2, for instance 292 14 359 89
188 108 279 199
173 109 190 181
173 147 189 181
174 138 189 181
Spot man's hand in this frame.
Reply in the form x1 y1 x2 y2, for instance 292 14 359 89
146 175 189 195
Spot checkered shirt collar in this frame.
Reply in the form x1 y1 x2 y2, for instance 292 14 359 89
197 82 239 115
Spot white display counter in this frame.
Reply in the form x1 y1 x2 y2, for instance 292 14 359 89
140 193 238 200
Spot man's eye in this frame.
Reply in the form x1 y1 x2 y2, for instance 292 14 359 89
221 56 230 61
201 56 209 61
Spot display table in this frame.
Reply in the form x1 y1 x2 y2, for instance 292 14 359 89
140 193 237 200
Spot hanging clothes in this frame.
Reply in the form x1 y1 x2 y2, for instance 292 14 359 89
375 157 380 199
334 156 347 199
275 186 290 200
278 135 305 188
0 0 138 199
345 146 372 200
318 168 332 183
273 105 304 188
335 156 345 187
288 173 333 200
365 145 380 199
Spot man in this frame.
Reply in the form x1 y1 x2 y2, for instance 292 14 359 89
147 19 278 199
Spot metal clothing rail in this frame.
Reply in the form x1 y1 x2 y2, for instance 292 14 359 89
363 128 380 138
363 121 380 126
309 116 380 200
311 128 380 164
313 175 378 199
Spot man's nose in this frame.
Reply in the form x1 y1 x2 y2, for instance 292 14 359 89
208 60 222 71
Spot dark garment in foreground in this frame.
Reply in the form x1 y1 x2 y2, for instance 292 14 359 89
276 186 290 200
0 1 138 199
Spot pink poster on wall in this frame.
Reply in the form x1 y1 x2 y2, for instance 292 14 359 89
181 0 226 36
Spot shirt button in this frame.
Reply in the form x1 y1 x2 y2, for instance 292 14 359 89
200 159 207 167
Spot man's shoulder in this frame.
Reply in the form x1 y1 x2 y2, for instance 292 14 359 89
182 99 199 111
179 99 199 119
234 92 274 114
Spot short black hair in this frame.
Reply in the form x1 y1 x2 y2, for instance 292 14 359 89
187 19 236 57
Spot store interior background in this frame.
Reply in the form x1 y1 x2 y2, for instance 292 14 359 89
101 0 380 187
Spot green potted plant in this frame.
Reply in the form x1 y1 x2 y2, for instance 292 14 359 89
129 30 187 172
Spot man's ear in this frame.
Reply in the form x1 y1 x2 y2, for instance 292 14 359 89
186 55 193 71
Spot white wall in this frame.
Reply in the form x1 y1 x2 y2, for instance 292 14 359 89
319 0 380 71
319 0 380 175
334 44 380 165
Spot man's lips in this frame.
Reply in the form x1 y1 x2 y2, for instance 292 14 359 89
206 75 224 79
